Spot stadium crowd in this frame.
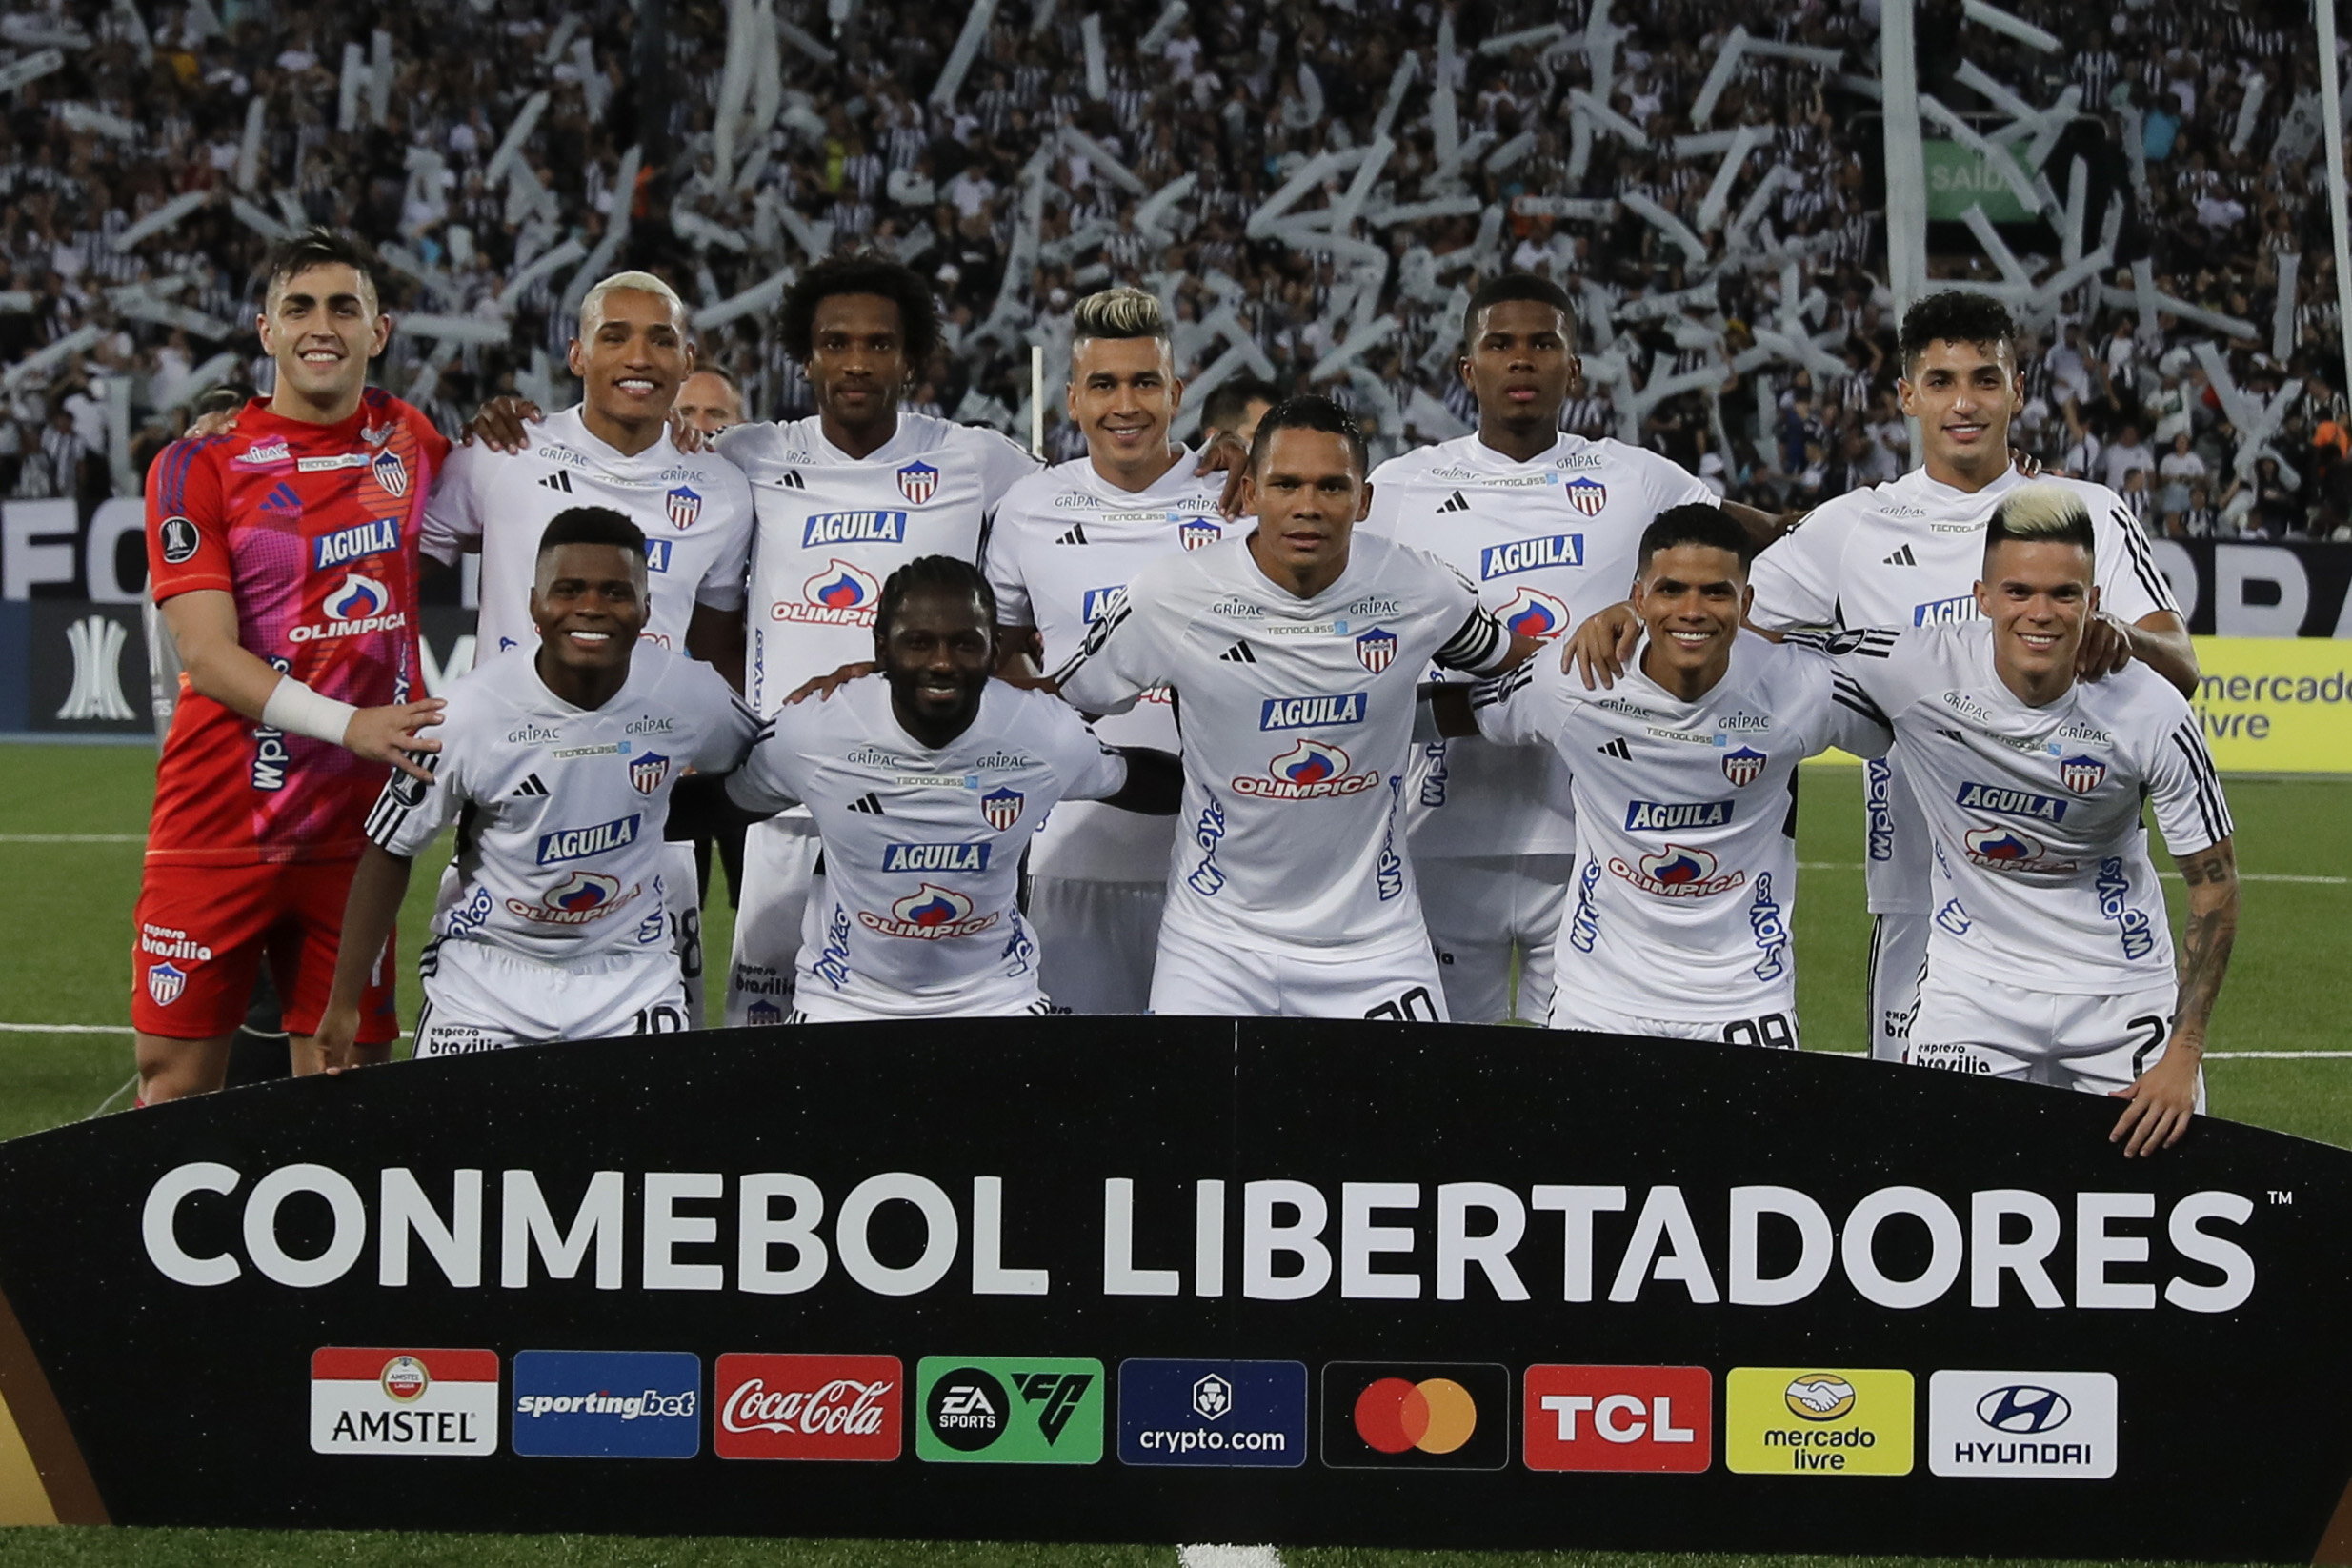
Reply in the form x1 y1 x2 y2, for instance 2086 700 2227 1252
0 0 2344 536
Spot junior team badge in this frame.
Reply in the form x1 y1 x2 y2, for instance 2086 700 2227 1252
897 461 939 506
630 751 672 795
1356 628 1397 673
2060 754 2106 794
981 786 1024 831
147 962 187 1006
1178 517 1221 551
1562 476 1607 516
666 486 703 529
1721 746 1767 787
371 448 409 498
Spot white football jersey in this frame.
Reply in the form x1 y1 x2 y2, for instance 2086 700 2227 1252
1472 632 1890 1020
1366 432 1714 856
725 675 1129 1017
1745 463 2180 915
365 645 759 962
1831 620 2228 994
720 412 1037 716
1055 532 1513 949
420 406 755 660
983 452 1229 881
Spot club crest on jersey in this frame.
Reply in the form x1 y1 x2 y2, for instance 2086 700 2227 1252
147 961 188 1006
371 447 409 498
1499 586 1570 640
896 460 939 505
1609 841 1747 898
629 752 671 795
1355 628 1397 673
1721 745 1767 786
1956 780 2068 822
776 559 883 625
802 511 908 547
666 485 703 529
1562 476 1608 515
1479 533 1584 579
1236 739 1381 800
980 786 1024 831
1178 517 1221 551
2061 754 2106 794
861 882 998 940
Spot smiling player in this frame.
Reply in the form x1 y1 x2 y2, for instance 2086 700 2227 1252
1826 487 2237 1156
1426 505 1890 1045
730 556 1177 1020
132 229 449 1101
317 509 758 1062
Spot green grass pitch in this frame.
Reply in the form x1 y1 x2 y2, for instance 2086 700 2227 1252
1 741 2346 1565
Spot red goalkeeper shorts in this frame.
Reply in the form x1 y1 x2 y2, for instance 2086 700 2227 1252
131 858 398 1043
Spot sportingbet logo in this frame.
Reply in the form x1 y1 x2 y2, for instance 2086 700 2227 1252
1479 533 1584 579
1524 1365 1711 1473
1623 798 1734 832
511 1350 700 1458
1928 1371 2116 1478
802 511 908 547
1956 781 2069 823
1258 692 1368 731
535 814 642 865
917 1357 1104 1464
311 1348 498 1456
714 1353 903 1461
312 516 401 570
881 841 992 873
1726 1367 1913 1476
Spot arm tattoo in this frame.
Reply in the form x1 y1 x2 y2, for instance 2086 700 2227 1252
2173 840 2239 1038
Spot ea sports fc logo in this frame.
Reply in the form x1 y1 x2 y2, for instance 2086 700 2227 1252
858 882 999 940
1608 842 1747 898
1499 587 1570 640
1234 739 1381 801
774 560 881 625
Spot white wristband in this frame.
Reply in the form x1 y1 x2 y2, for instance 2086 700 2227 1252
262 676 360 746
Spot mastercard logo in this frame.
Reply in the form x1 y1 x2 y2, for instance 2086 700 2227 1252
1352 1377 1478 1455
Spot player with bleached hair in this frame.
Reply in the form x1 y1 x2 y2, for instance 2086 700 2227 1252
1828 486 2238 1156
1423 504 1891 1047
316 508 758 1062
979 285 1230 1012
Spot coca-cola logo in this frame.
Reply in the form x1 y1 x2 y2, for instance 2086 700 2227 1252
713 1354 904 1461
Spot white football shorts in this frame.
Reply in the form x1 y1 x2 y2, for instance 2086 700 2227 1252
660 842 707 1025
726 814 822 1028
1906 962 2200 1105
1031 876 1165 1015
1150 919 1450 1022
1549 994 1801 1050
1416 853 1573 1024
411 938 687 1058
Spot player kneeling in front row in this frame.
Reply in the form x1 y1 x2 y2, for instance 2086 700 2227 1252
1425 505 1892 1047
728 556 1179 1021
317 509 759 1062
1826 486 2237 1156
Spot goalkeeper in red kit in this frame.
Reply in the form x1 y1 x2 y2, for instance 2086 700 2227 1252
132 231 447 1102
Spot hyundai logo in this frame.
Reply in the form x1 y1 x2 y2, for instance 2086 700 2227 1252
1976 1384 2070 1434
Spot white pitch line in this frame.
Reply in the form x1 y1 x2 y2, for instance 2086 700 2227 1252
1796 861 2344 885
0 834 147 843
1821 1047 2348 1060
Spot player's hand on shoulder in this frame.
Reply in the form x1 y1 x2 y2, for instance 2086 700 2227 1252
784 661 874 705
2074 611 2137 679
1563 601 1639 689
347 699 446 782
668 412 712 453
466 396 543 454
1196 431 1252 518
185 405 240 440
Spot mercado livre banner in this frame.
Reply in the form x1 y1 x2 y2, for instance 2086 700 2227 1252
1 1021 2350 1559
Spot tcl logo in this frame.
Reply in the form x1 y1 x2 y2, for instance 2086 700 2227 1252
714 1354 902 1461
1523 1365 1712 1473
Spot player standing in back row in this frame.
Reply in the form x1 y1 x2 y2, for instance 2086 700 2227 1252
1568 292 2196 1061
982 287 1229 1012
1052 397 1535 1019
718 255 1037 1026
1366 274 1718 1023
132 229 448 1101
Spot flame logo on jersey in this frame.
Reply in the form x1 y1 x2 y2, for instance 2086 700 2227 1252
324 573 389 621
1609 841 1746 897
775 560 884 625
666 485 702 529
1499 587 1570 640
1963 825 2066 871
1562 476 1608 515
504 871 645 925
1721 745 1767 787
1235 739 1382 800
2060 754 2106 794
1356 627 1397 673
859 881 999 940
371 447 409 498
896 460 939 505
1178 517 1221 551
1280 739 1344 785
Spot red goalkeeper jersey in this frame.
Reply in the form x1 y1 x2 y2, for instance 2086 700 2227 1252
145 391 451 867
